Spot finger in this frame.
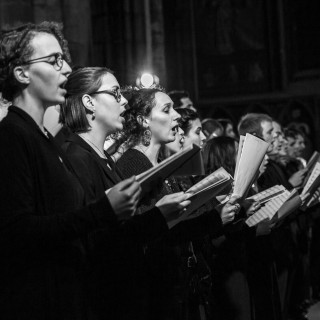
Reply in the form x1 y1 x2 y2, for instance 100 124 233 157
123 180 141 196
116 176 136 191
179 200 191 208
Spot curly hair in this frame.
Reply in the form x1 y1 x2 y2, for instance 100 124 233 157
60 67 113 133
202 136 237 176
120 87 165 148
0 21 71 101
175 107 199 136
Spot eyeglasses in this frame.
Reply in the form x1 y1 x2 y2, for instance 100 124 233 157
22 52 66 71
90 89 122 103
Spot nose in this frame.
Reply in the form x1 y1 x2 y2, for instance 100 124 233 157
178 127 184 135
61 60 72 77
200 130 206 142
172 108 181 121
120 95 128 113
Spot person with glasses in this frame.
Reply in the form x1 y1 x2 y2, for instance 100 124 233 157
0 22 142 320
59 67 191 320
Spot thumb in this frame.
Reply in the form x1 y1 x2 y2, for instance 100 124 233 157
116 176 136 191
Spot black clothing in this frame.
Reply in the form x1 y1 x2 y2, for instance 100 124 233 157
0 106 116 320
62 134 169 319
117 148 223 320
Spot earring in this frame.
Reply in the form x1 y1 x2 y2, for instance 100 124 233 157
92 109 95 121
142 128 152 146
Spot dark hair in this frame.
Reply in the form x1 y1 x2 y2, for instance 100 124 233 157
121 87 165 148
59 67 113 133
283 127 305 140
202 136 237 176
175 107 199 135
0 21 71 101
201 118 223 138
237 113 273 138
167 90 190 108
217 118 234 133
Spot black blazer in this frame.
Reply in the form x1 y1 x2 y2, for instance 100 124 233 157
0 106 116 320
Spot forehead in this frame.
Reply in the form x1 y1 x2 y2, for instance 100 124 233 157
180 97 193 106
191 118 202 129
99 73 119 89
261 120 273 131
154 92 173 108
29 33 62 58
272 121 282 132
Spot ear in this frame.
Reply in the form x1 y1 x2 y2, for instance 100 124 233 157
13 66 30 85
81 94 95 113
137 115 150 128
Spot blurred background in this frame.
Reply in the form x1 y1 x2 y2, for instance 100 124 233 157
1 0 320 151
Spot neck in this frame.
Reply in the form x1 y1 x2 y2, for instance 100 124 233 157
135 140 161 166
79 126 107 152
13 94 46 129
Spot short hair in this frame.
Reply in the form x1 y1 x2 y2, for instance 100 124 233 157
121 87 165 148
201 118 223 138
175 107 199 135
60 67 113 133
0 21 71 101
237 113 273 138
202 136 238 175
167 90 190 108
283 127 305 140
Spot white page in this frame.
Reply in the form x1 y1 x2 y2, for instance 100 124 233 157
233 134 269 199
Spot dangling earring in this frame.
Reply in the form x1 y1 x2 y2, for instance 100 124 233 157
92 109 95 121
142 128 152 146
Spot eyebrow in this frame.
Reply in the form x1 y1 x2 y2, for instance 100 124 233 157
162 103 172 108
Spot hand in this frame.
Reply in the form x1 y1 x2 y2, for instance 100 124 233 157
289 169 307 188
220 195 240 225
156 192 191 227
256 218 272 236
300 192 310 205
245 201 261 216
106 176 141 220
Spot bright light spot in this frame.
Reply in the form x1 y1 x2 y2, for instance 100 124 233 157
140 73 154 88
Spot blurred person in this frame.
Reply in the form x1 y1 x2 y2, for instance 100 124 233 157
202 118 223 140
0 92 11 121
217 118 236 138
167 89 197 111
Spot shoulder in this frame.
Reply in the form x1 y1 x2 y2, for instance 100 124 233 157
117 148 152 177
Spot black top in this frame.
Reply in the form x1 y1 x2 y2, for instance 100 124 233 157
62 134 169 319
0 106 116 320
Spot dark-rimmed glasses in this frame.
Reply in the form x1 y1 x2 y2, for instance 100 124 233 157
90 89 122 103
22 52 66 71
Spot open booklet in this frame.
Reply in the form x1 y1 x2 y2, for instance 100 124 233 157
245 189 301 227
302 151 320 188
136 144 201 195
184 167 233 216
246 185 286 204
301 162 320 204
232 133 269 199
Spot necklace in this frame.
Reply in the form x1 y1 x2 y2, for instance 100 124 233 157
79 134 107 159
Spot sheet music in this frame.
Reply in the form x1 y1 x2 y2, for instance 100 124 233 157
301 162 320 196
246 185 286 204
245 190 290 227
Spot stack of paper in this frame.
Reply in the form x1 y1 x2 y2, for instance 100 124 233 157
136 144 200 195
301 162 320 197
302 151 320 187
184 167 233 216
232 134 269 199
246 185 286 204
275 189 301 223
245 190 291 227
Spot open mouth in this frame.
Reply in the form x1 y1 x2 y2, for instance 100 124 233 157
171 124 179 133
